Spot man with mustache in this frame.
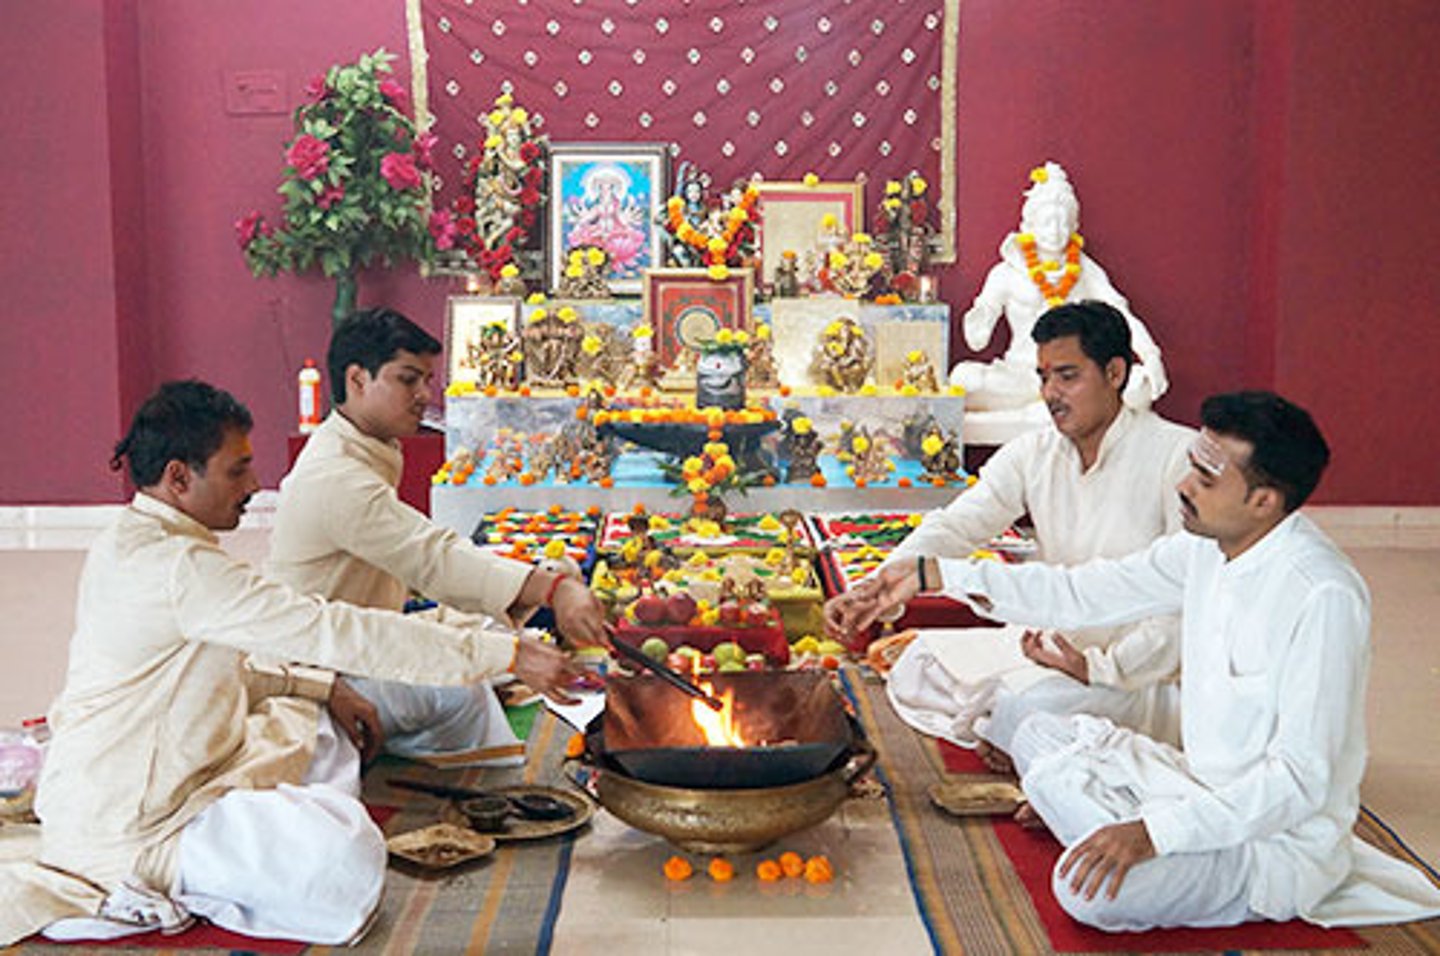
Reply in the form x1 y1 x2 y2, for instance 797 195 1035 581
2 381 576 946
825 301 1193 761
267 308 607 766
839 392 1440 930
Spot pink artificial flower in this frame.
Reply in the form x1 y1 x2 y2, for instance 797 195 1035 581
379 78 410 113
286 134 330 180
317 183 346 210
413 132 437 170
380 152 422 191
235 211 263 247
428 209 457 251
303 73 329 102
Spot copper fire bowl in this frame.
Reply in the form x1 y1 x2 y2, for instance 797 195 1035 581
593 738 876 854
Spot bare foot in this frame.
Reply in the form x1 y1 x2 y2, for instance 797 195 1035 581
1014 801 1047 831
976 740 1015 776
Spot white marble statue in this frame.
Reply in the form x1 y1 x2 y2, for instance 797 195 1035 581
950 162 1168 415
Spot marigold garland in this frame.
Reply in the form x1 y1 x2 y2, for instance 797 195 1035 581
1017 232 1084 306
664 184 761 267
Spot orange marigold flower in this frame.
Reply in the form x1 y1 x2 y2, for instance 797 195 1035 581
778 384 792 397
810 473 827 488
663 856 694 881
707 857 735 882
565 384 580 397
756 859 783 882
599 476 614 488
519 385 532 397
803 855 834 884
519 473 536 486
778 851 805 878
898 477 913 488
483 384 498 397
564 733 585 759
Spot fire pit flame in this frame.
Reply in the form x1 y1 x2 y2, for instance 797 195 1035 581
690 681 746 747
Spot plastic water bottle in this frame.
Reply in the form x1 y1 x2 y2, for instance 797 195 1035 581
0 725 43 820
298 358 323 433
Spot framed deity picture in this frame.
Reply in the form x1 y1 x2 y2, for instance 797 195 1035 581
444 296 522 385
547 142 669 296
643 268 755 374
754 180 866 290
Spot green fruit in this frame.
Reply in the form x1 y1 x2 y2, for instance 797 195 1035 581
713 641 744 664
674 645 701 659
718 660 746 673
640 637 670 661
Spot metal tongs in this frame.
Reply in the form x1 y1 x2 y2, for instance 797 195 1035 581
605 624 724 711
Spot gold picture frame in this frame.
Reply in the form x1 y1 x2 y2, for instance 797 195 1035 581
755 180 866 290
444 295 521 385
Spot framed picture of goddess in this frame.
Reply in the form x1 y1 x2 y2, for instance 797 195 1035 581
547 143 669 296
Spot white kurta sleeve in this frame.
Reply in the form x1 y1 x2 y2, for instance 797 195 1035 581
1083 614 1181 689
170 540 518 684
1142 583 1370 856
888 438 1031 562
936 532 1191 631
318 462 533 620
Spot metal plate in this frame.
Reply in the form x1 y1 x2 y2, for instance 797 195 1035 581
442 784 594 842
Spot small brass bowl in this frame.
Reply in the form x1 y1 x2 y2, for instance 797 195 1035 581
458 795 510 832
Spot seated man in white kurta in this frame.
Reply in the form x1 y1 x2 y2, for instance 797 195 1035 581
0 381 577 947
267 308 607 765
825 301 1193 754
840 391 1440 930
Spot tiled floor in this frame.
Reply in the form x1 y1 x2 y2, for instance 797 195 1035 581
1 507 1436 926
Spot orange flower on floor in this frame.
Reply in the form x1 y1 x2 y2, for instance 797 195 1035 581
564 733 585 759
707 857 735 882
663 856 693 881
756 859 783 882
810 473 827 488
803 855 834 884
778 851 805 878
599 476 614 488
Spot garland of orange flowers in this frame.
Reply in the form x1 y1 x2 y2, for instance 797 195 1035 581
665 185 761 266
1017 232 1084 306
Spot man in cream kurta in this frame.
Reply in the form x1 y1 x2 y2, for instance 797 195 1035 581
844 392 1440 930
828 302 1192 750
267 309 607 764
0 381 574 946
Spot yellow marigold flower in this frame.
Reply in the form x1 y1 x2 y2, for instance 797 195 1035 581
755 323 771 340
700 608 720 625
632 324 653 338
764 547 786 566
495 92 514 107
584 247 604 266
484 134 503 150
826 341 844 356
884 197 902 211
529 308 549 323
790 567 809 585
852 435 870 454
714 454 735 472
859 383 878 396
911 176 928 195
829 251 849 269
644 549 664 569
1046 296 1064 306
703 441 727 456
907 350 924 363
1030 166 1049 183
526 291 547 305
1016 232 1035 245
792 416 812 435
922 434 944 456
1040 260 1059 272
899 384 919 396
689 552 710 567
757 513 781 530
1073 233 1085 248
844 465 855 477
733 330 750 346
816 384 835 396
863 252 885 271
906 513 924 527
966 474 978 487
803 172 820 187
488 109 507 125
886 180 902 195
948 384 966 396
727 206 748 222
565 264 584 278
715 328 734 346
707 264 731 281
543 539 567 559
509 350 523 362
688 477 710 494
499 263 520 278
1065 263 1081 277
581 335 602 355
620 539 641 562
683 456 704 475
824 321 842 336
558 306 578 322
707 237 728 253
852 232 873 245
648 515 671 531
510 107 528 124
820 212 838 229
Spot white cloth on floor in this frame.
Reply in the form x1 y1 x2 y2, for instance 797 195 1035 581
267 412 535 762
882 407 1191 739
940 514 1440 927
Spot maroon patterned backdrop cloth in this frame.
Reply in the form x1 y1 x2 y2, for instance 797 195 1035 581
419 0 947 228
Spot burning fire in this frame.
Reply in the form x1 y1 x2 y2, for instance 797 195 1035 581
690 681 746 747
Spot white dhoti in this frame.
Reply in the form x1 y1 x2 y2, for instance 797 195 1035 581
348 675 524 767
44 713 383 945
885 626 1180 752
1010 711 1257 931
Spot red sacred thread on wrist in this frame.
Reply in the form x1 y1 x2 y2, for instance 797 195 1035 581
544 573 566 607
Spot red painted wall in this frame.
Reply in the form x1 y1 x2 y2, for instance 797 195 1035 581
2 1 1434 503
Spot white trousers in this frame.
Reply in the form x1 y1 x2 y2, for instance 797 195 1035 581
1010 712 1256 931
44 712 384 945
348 675 523 766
